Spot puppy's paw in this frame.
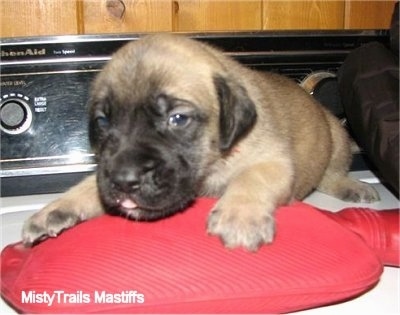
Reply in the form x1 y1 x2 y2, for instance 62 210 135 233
22 204 82 246
339 180 380 203
207 200 275 251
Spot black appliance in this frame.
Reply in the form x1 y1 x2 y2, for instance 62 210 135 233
0 31 390 196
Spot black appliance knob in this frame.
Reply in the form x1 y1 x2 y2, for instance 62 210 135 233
0 98 33 135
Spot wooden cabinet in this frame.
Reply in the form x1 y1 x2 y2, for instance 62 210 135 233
82 0 173 34
0 0 397 38
345 0 397 29
262 1 345 30
0 0 80 37
173 0 262 31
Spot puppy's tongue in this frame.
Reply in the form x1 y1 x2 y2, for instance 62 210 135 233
120 198 138 209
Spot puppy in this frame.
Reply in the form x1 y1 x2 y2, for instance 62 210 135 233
22 34 379 251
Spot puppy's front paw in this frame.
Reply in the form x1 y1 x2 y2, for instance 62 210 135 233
22 205 82 246
207 200 276 251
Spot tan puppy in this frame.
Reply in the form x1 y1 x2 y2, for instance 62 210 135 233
22 34 379 251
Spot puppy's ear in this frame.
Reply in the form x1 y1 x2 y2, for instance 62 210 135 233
88 98 101 152
87 96 110 153
214 75 257 151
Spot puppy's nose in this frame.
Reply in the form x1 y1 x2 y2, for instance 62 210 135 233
112 168 141 193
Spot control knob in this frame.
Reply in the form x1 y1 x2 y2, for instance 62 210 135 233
0 98 33 135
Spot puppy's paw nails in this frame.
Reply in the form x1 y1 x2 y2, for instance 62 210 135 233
207 208 275 251
21 223 48 246
341 182 380 203
22 209 81 246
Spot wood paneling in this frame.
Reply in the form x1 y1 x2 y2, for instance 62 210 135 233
173 0 262 31
0 0 396 38
344 0 396 29
82 0 173 34
0 0 79 37
262 0 345 30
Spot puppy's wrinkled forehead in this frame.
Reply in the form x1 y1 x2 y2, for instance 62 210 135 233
92 35 225 108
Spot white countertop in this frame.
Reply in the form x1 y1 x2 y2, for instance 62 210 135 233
1 171 399 314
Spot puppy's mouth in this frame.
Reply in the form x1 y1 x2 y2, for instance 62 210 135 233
109 195 192 221
97 156 197 221
113 197 160 221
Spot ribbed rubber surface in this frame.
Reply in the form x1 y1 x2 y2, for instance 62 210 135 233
321 208 400 267
1 199 382 314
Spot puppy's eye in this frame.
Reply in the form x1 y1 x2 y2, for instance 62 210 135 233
94 112 110 130
168 113 191 128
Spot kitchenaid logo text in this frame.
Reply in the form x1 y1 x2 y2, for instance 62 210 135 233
21 290 145 306
1 48 46 57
